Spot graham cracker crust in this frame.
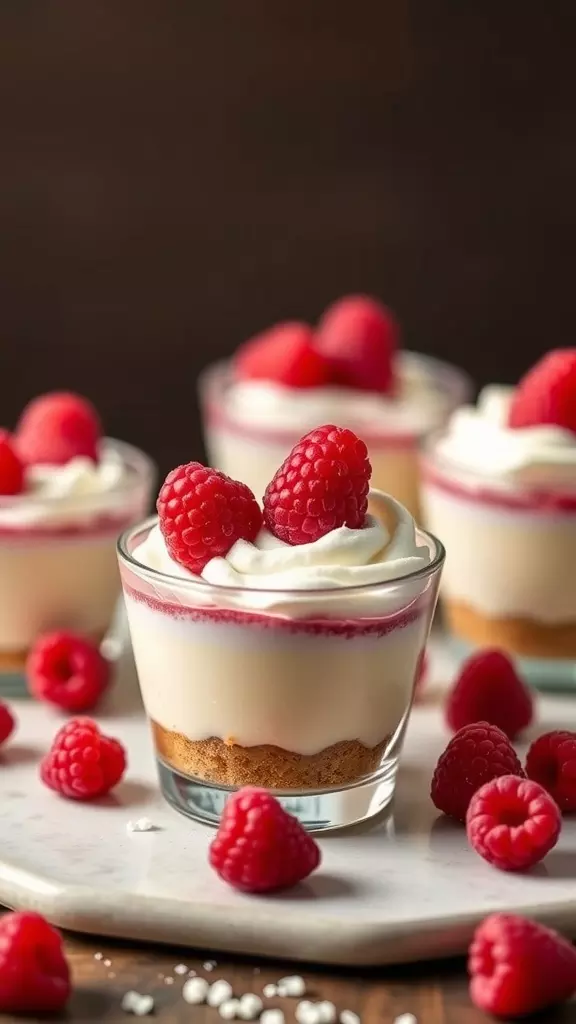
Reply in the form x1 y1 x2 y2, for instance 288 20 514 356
0 630 108 675
445 600 576 659
151 721 389 789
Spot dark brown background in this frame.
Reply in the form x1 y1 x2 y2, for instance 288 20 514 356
1 2 574 478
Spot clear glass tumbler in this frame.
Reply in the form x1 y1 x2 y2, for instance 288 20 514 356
422 435 576 691
118 518 444 832
198 355 471 520
0 440 155 697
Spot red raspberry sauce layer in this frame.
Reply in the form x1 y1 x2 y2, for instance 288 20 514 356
123 581 430 638
423 466 576 514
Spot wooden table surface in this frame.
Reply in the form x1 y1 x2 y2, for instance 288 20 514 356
1 914 575 1023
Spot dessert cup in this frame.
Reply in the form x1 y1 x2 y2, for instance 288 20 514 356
0 439 154 696
118 517 444 832
422 438 576 690
199 355 471 520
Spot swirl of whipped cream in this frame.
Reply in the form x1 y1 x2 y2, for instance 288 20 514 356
436 386 576 490
0 443 129 527
133 490 433 618
224 353 461 435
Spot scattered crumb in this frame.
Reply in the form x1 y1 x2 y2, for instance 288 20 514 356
219 998 241 1020
317 1002 336 1024
394 1016 417 1024
204 960 217 971
261 1011 285 1024
126 817 155 833
340 1012 360 1024
277 976 306 998
94 952 103 961
103 959 112 968
121 991 155 1016
174 964 189 975
238 992 264 1020
208 980 234 1008
183 977 210 1004
164 976 174 985
253 967 261 975
296 1001 321 1024
188 969 197 977
157 973 164 980
263 984 278 999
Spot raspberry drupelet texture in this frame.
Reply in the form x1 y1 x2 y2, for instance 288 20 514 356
0 430 24 495
509 348 576 433
209 787 321 893
41 717 126 800
0 911 71 1015
526 730 576 812
263 424 371 546
26 631 111 712
16 391 101 465
466 775 561 871
446 649 533 740
469 912 576 1018
431 722 524 822
235 321 329 388
157 462 262 575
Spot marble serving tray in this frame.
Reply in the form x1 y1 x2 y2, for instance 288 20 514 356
1 638 575 967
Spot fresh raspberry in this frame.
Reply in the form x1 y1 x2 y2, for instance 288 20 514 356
431 722 524 822
16 391 101 465
0 430 25 495
209 787 321 893
469 912 576 1018
26 631 111 712
41 717 126 800
316 294 398 393
235 321 329 388
0 911 71 1014
509 349 576 434
526 730 576 812
263 424 371 545
157 462 262 574
446 649 533 740
0 701 15 746
467 775 561 871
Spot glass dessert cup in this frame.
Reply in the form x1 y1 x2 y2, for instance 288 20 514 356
422 439 576 691
118 518 444 832
0 440 155 697
198 357 472 521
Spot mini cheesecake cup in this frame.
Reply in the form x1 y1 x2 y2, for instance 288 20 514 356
199 356 472 520
0 439 155 697
118 516 444 832
422 435 576 689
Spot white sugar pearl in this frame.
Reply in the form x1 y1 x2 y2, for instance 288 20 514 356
263 984 278 998
277 976 306 998
133 994 155 1017
260 1012 285 1024
182 977 210 1004
219 999 240 1019
340 1013 360 1024
174 964 189 975
394 1015 418 1024
121 991 139 1012
317 1001 337 1024
296 1001 321 1024
238 993 264 1020
208 980 234 1008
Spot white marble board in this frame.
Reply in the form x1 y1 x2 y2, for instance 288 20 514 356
1 638 576 967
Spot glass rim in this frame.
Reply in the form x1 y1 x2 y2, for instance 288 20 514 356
117 514 446 598
198 355 473 446
0 438 156 510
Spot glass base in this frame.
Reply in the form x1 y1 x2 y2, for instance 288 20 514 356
448 634 576 693
157 756 399 834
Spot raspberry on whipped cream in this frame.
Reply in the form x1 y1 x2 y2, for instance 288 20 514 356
118 427 444 830
199 295 471 520
422 360 576 664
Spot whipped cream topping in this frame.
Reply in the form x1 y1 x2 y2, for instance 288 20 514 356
224 353 465 436
0 443 130 527
436 386 576 490
132 490 433 618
